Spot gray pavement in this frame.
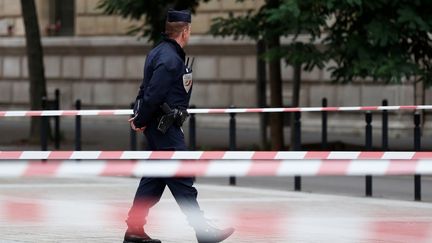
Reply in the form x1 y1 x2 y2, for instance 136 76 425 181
1 177 432 242
1 116 432 151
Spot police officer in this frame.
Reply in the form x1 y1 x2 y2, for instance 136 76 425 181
125 10 234 243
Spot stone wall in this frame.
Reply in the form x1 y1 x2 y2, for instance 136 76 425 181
76 0 264 36
0 36 257 108
0 0 264 37
1 36 431 139
2 36 427 109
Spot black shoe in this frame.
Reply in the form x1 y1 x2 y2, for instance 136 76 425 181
195 225 235 243
123 228 162 243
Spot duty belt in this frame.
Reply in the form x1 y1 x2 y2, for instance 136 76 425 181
157 103 189 134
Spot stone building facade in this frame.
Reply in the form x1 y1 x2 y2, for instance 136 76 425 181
0 0 263 37
0 0 430 140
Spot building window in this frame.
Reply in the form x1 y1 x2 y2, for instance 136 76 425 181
46 0 74 36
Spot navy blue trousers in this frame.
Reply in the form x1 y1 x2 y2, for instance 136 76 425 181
126 126 204 228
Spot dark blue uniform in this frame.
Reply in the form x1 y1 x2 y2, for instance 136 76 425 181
133 35 192 151
125 10 234 243
126 35 203 229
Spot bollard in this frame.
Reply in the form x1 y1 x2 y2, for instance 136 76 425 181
321 98 328 150
40 97 48 151
54 89 60 150
294 111 302 191
130 103 137 151
189 105 196 151
414 112 421 201
365 112 373 197
382 100 388 151
75 100 82 151
293 112 302 150
229 105 237 186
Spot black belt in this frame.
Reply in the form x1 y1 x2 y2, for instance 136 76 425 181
157 103 189 133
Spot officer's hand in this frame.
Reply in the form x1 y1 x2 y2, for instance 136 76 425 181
128 117 146 132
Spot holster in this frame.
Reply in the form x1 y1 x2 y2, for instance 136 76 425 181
157 103 189 134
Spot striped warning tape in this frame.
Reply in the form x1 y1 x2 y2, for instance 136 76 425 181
0 159 431 177
0 151 431 160
0 105 431 117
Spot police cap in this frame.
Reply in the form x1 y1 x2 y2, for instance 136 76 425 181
167 9 191 23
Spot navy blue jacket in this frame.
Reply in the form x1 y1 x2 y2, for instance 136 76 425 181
133 36 193 150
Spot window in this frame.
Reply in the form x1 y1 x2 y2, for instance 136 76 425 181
47 0 74 36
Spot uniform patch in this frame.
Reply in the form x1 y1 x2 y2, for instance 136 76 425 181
183 72 193 93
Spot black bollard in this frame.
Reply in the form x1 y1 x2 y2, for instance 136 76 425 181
41 97 48 151
75 100 82 151
130 103 137 151
382 100 388 151
54 89 60 150
365 112 373 197
294 111 301 191
322 98 328 150
229 105 237 186
189 105 196 151
414 112 421 201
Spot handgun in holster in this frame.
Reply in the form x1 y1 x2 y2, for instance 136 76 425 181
157 103 189 134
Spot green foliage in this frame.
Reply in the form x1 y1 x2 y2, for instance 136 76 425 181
325 0 432 84
210 0 328 71
97 0 208 44
211 0 432 84
99 0 432 84
210 11 262 40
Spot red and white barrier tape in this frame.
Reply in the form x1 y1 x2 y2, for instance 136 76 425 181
0 151 432 160
1 159 432 177
1 105 432 117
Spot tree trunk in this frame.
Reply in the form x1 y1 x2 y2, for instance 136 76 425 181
267 36 284 150
265 0 283 150
256 40 268 149
20 0 47 140
290 64 301 149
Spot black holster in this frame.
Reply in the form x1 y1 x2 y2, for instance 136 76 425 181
157 103 189 134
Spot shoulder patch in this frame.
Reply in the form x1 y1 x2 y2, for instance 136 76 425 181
183 71 193 93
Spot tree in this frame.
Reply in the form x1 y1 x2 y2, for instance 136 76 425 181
210 0 284 150
20 0 48 140
322 0 432 201
98 0 209 44
212 0 432 149
324 0 432 86
210 0 327 150
266 1 328 149
267 0 432 93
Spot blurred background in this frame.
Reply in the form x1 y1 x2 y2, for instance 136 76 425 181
0 0 431 206
0 0 431 152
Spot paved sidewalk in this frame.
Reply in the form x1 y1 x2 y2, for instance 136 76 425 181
1 177 432 242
